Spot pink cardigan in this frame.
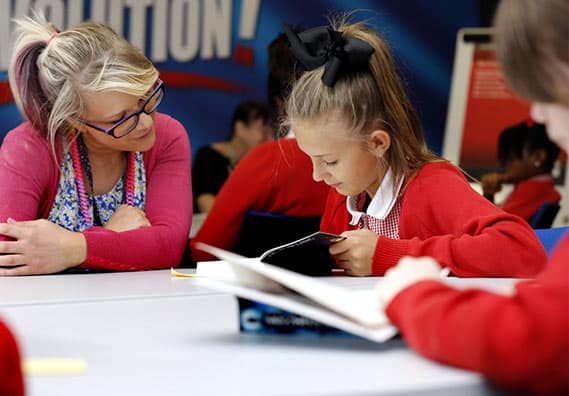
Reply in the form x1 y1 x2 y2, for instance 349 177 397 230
0 113 192 270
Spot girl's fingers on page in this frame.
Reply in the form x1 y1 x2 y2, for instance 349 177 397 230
329 240 349 255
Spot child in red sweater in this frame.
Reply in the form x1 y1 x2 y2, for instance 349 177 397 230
283 20 546 277
379 0 569 394
481 120 561 222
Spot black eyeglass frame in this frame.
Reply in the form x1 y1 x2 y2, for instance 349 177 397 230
76 79 165 139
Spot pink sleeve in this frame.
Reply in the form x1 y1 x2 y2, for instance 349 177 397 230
190 141 277 261
0 126 55 238
386 237 569 395
82 115 193 270
372 165 546 277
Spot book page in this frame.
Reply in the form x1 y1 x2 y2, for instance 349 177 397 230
196 259 285 293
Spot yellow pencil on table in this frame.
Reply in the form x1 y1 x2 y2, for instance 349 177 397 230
22 358 87 375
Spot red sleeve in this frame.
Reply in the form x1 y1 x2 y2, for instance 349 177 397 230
191 139 328 261
81 114 193 270
0 319 24 396
386 236 569 395
372 164 546 277
0 124 57 235
191 141 285 261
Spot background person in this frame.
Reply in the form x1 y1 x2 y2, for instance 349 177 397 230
190 31 329 262
192 100 272 213
481 119 561 222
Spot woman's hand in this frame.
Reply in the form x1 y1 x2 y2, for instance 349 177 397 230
376 256 443 306
0 218 87 276
329 229 379 276
104 205 150 232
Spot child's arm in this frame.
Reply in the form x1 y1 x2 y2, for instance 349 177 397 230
383 240 569 395
480 172 510 202
373 163 546 277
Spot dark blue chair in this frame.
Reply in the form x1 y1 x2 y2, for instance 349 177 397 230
530 202 561 229
534 226 569 256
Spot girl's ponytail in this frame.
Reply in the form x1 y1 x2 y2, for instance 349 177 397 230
9 15 57 135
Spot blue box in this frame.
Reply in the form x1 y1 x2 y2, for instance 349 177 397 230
237 298 352 337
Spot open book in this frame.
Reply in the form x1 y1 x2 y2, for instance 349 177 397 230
195 243 398 343
258 231 346 276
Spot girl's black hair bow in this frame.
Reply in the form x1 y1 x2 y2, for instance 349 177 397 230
284 24 374 87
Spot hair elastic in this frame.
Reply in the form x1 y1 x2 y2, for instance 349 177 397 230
46 31 59 46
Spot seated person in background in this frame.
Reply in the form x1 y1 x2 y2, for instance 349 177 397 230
190 139 330 261
378 0 568 393
192 101 272 213
0 319 24 396
481 120 561 222
284 19 546 278
190 31 329 262
0 15 192 275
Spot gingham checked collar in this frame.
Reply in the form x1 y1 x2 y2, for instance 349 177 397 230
346 168 404 226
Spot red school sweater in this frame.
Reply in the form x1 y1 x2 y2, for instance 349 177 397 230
321 162 547 277
386 235 569 395
502 177 561 222
190 138 329 261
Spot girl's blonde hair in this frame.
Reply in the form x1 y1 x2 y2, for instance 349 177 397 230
8 13 159 153
285 19 439 184
494 0 569 107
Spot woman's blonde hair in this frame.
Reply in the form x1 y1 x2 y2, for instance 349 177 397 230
494 0 569 107
285 18 439 186
8 13 159 153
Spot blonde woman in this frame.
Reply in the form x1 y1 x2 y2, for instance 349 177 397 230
0 15 192 274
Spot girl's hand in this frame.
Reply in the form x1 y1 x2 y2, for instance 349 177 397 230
0 218 87 276
104 205 150 232
329 229 378 276
376 256 443 306
481 172 509 198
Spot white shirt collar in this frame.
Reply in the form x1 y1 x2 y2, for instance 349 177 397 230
346 168 404 225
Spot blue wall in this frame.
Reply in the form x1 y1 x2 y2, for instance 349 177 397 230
0 0 479 156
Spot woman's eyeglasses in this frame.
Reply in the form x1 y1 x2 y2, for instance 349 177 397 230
77 79 165 138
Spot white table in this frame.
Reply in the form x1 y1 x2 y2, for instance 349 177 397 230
0 270 518 396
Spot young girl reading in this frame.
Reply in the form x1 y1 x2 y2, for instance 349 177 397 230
378 0 568 393
284 19 545 277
